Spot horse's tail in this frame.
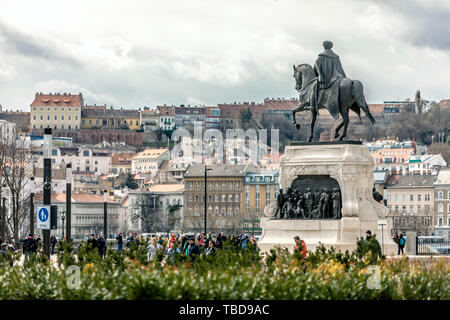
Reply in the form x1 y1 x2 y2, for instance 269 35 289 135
352 80 376 125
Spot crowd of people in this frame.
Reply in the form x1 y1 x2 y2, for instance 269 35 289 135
110 232 262 263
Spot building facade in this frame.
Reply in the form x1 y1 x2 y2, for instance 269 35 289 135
243 169 279 235
35 193 120 239
157 106 175 131
385 175 434 236
434 169 450 237
81 106 140 130
183 164 249 234
131 148 170 174
30 92 83 130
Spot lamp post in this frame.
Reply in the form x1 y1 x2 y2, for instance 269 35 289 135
60 209 66 239
30 177 35 235
66 163 72 243
103 190 108 239
1 184 6 242
204 166 212 234
42 128 52 257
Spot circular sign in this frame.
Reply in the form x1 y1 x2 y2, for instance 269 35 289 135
38 207 49 222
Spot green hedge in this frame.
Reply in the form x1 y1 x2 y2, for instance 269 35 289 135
0 238 448 300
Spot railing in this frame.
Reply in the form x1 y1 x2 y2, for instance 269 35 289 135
416 236 450 255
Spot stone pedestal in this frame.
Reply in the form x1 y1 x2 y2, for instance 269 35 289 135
259 142 397 255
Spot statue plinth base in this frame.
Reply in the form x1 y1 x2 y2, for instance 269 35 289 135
259 142 397 255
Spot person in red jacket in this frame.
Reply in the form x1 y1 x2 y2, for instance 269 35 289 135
168 234 176 250
294 235 307 259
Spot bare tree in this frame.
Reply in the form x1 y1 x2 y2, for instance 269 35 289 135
0 134 33 245
131 195 163 233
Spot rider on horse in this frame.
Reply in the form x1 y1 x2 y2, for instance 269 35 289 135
312 40 346 115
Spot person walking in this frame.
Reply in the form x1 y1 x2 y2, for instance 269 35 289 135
186 237 201 262
87 234 98 251
204 240 217 257
0 243 13 266
126 233 135 248
365 230 382 258
147 237 162 261
116 232 123 253
98 234 106 259
398 233 406 255
294 235 307 259
50 235 58 255
21 234 37 261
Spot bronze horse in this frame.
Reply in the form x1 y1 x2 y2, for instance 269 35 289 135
292 64 375 141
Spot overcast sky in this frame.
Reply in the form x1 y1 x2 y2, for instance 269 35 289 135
0 0 449 110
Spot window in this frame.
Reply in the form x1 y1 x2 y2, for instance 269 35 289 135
215 183 219 190
448 204 450 212
448 191 450 200
221 207 226 215
417 194 421 201
425 194 430 201
410 194 414 201
195 195 199 202
417 206 421 214
215 207 219 214
402 206 406 215
228 207 233 215
215 194 219 202
61 115 64 120
188 195 192 202
394 206 399 213
83 150 89 157
409 206 414 215
425 206 430 214
387 195 392 202
235 183 240 190
208 183 212 190
388 206 392 213
195 183 199 190
222 183 226 190
394 195 399 202
228 183 233 190
402 194 406 201
208 194 212 202
438 203 443 213
51 149 57 156
401 218 406 227
438 217 443 226
438 191 443 200
222 194 226 202
235 194 240 202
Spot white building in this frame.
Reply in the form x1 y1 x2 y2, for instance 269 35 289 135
131 148 169 174
0 119 16 143
405 154 447 175
34 193 120 239
32 146 112 175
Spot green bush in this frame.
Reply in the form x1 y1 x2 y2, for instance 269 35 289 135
0 240 448 300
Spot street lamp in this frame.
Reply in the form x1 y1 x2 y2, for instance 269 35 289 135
1 184 7 242
204 166 212 234
103 190 108 239
60 209 66 239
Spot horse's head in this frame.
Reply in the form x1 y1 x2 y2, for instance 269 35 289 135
293 64 315 92
293 64 302 91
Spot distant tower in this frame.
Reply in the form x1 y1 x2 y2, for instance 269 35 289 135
415 90 423 114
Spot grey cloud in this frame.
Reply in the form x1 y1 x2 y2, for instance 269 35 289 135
0 20 80 66
377 0 450 50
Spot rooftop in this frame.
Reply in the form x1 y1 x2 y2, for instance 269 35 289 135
184 164 253 177
132 148 168 160
34 193 118 204
385 175 435 188
147 184 185 193
435 169 450 185
31 93 83 107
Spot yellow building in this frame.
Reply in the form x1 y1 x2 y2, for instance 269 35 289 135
81 105 141 130
30 92 83 130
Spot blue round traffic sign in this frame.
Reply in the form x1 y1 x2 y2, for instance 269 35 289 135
38 207 49 222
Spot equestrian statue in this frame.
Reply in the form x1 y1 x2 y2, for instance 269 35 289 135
292 41 376 141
